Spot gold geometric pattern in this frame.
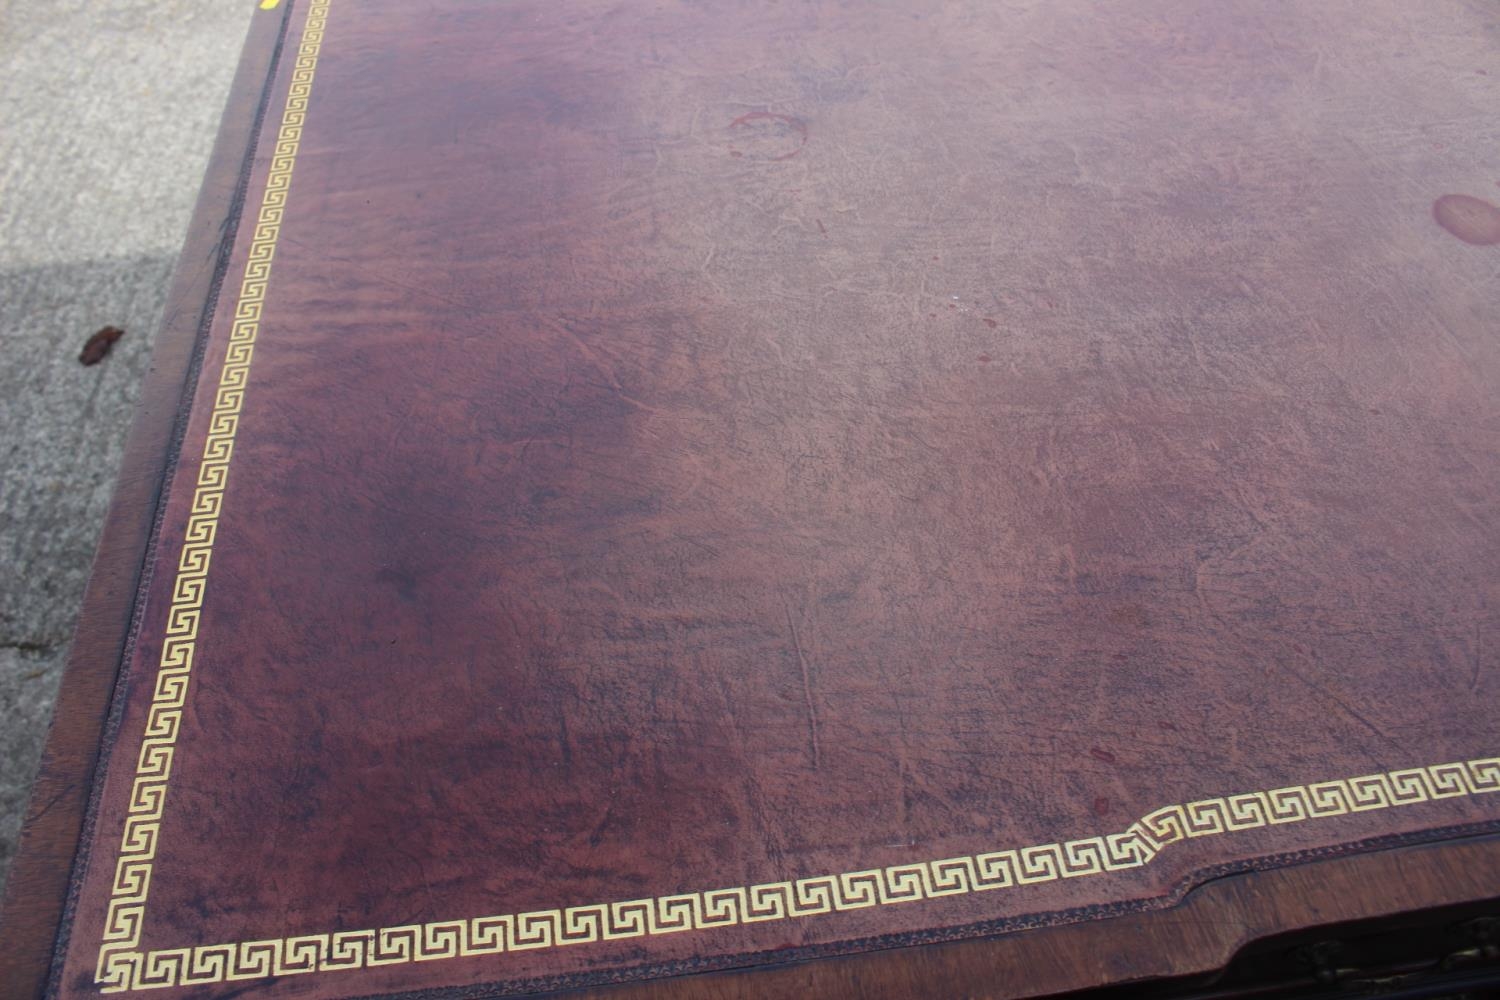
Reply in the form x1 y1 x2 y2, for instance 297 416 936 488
94 0 331 991
96 757 1499 991
86 0 1500 994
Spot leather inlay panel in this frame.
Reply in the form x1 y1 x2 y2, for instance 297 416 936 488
52 0 1500 996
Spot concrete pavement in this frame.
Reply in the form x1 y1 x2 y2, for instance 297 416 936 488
0 0 255 891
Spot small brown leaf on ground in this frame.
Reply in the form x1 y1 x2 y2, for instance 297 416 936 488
79 325 125 365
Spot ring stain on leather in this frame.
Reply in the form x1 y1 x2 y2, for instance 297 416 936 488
1432 194 1500 245
727 111 808 161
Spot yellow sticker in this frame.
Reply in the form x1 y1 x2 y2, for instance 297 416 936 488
259 0 281 9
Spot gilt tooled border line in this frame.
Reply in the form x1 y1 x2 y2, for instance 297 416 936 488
93 0 332 990
88 0 1500 993
97 757 1500 991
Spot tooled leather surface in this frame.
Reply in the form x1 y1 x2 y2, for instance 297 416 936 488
58 0 1500 996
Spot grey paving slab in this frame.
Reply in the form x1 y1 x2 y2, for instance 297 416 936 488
0 645 71 888
0 0 255 893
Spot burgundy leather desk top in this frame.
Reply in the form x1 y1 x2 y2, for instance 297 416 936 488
5 0 1500 997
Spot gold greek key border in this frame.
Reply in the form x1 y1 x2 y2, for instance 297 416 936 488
94 0 331 990
87 0 1500 994
96 758 1500 991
